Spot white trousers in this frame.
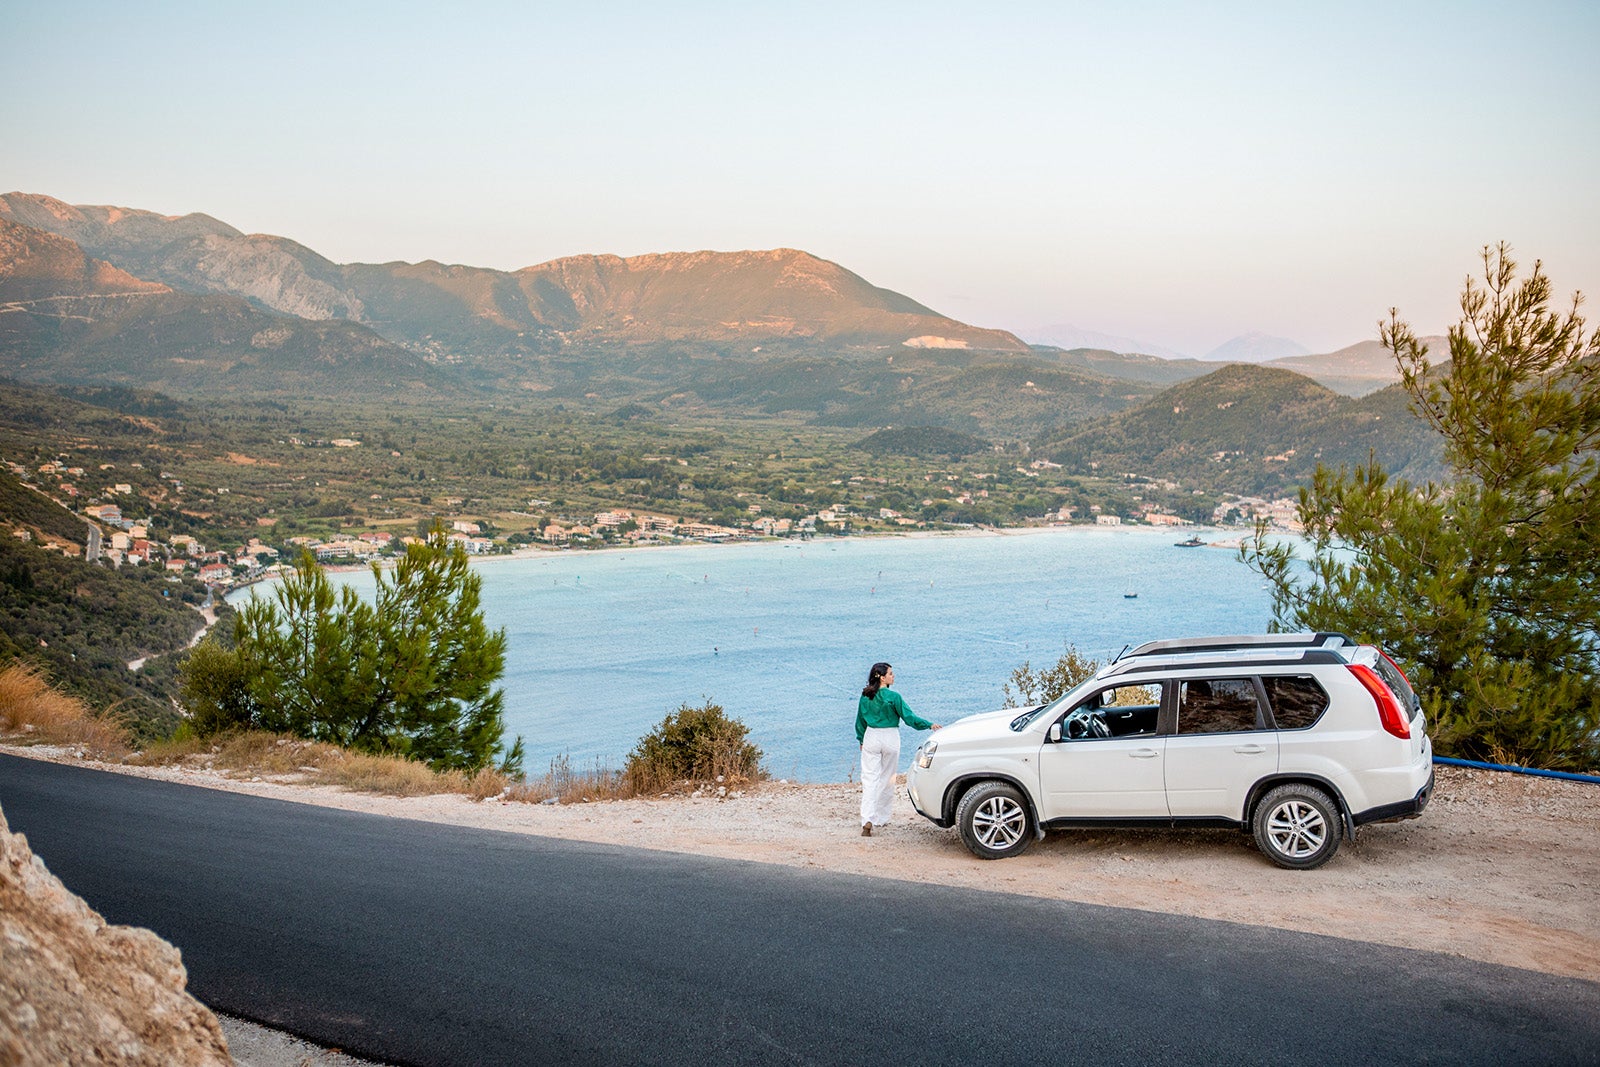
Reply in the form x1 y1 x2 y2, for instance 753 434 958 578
860 726 900 826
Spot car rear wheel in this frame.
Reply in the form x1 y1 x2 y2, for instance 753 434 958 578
955 780 1033 859
1253 784 1340 869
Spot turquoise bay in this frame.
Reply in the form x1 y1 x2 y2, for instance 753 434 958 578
306 527 1274 782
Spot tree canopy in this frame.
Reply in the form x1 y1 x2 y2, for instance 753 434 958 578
182 529 519 773
1244 245 1598 769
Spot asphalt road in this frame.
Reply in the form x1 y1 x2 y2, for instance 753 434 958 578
3 753 1597 1067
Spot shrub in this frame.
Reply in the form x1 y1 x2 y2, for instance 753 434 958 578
1002 645 1103 707
1002 645 1154 708
624 701 763 793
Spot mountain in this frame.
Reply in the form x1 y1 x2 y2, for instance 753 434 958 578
1265 336 1447 397
0 213 1132 432
1202 331 1310 363
1021 323 1191 361
0 217 168 301
1030 347 1218 387
1039 363 1443 495
0 217 457 399
0 193 1028 357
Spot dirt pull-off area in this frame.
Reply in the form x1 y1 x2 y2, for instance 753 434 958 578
8 748 1600 983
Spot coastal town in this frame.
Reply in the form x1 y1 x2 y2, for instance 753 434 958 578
6 450 1307 594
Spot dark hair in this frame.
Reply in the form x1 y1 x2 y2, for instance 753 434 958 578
862 662 892 698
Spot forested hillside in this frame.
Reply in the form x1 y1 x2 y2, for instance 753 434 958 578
0 468 209 737
1040 364 1443 495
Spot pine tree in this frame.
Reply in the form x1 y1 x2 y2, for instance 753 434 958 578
368 530 509 771
1244 245 1599 769
187 529 517 773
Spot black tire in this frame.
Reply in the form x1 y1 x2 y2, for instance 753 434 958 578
1252 784 1341 869
955 780 1034 859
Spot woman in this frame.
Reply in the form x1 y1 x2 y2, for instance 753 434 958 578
855 662 939 836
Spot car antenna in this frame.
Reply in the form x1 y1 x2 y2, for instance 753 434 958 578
1111 643 1130 664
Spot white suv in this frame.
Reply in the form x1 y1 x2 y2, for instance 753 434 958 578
906 633 1433 869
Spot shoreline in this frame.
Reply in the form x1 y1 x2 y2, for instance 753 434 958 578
255 521 1246 584
223 523 1266 780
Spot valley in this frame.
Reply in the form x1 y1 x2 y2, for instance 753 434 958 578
0 192 1444 740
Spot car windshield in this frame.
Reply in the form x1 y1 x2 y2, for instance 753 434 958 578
1011 681 1103 731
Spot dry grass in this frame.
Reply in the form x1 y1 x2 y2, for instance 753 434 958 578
501 752 762 805
0 664 742 806
130 731 347 776
123 726 514 800
309 750 511 798
0 663 131 760
507 753 634 804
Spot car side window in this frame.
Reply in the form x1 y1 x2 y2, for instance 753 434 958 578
1177 678 1263 734
1057 683 1162 741
1262 675 1329 729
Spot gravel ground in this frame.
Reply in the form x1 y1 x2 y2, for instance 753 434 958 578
7 745 1598 1063
218 1014 379 1067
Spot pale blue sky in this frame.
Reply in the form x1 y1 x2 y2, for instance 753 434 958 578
4 1 1596 356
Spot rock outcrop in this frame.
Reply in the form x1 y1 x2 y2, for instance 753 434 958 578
0 801 231 1066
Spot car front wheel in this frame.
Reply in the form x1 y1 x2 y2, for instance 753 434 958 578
1253 784 1341 869
955 780 1034 859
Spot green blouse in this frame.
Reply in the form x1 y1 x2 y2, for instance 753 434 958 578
855 687 934 744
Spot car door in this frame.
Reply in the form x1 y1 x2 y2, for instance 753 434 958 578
1163 675 1278 819
1036 682 1168 819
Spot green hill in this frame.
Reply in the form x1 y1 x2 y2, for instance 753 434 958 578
1040 364 1443 495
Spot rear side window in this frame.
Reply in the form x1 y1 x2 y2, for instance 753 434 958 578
1177 678 1263 734
1262 675 1329 730
1370 654 1419 719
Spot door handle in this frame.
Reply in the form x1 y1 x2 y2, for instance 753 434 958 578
1128 748 1159 759
1233 744 1266 755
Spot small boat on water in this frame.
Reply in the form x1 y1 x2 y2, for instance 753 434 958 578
1174 535 1207 548
1123 591 1139 599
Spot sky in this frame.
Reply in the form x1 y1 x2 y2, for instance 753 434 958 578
4 1 1597 357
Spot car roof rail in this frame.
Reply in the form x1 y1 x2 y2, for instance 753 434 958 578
1118 632 1354 659
1102 647 1352 678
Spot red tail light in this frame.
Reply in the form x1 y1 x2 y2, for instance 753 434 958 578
1349 664 1410 739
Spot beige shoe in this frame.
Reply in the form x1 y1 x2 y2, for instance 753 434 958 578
861 822 872 837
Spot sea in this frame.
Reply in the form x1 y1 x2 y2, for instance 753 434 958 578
259 526 1276 782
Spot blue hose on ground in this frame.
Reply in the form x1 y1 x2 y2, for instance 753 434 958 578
1433 755 1600 785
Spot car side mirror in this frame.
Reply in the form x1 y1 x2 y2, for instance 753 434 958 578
1048 722 1061 743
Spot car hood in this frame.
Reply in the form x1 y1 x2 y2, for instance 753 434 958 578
932 705 1039 744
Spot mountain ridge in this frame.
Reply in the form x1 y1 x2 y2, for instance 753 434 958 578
0 218 456 400
0 192 1027 355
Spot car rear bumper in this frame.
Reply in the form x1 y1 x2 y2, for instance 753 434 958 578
1352 765 1434 825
